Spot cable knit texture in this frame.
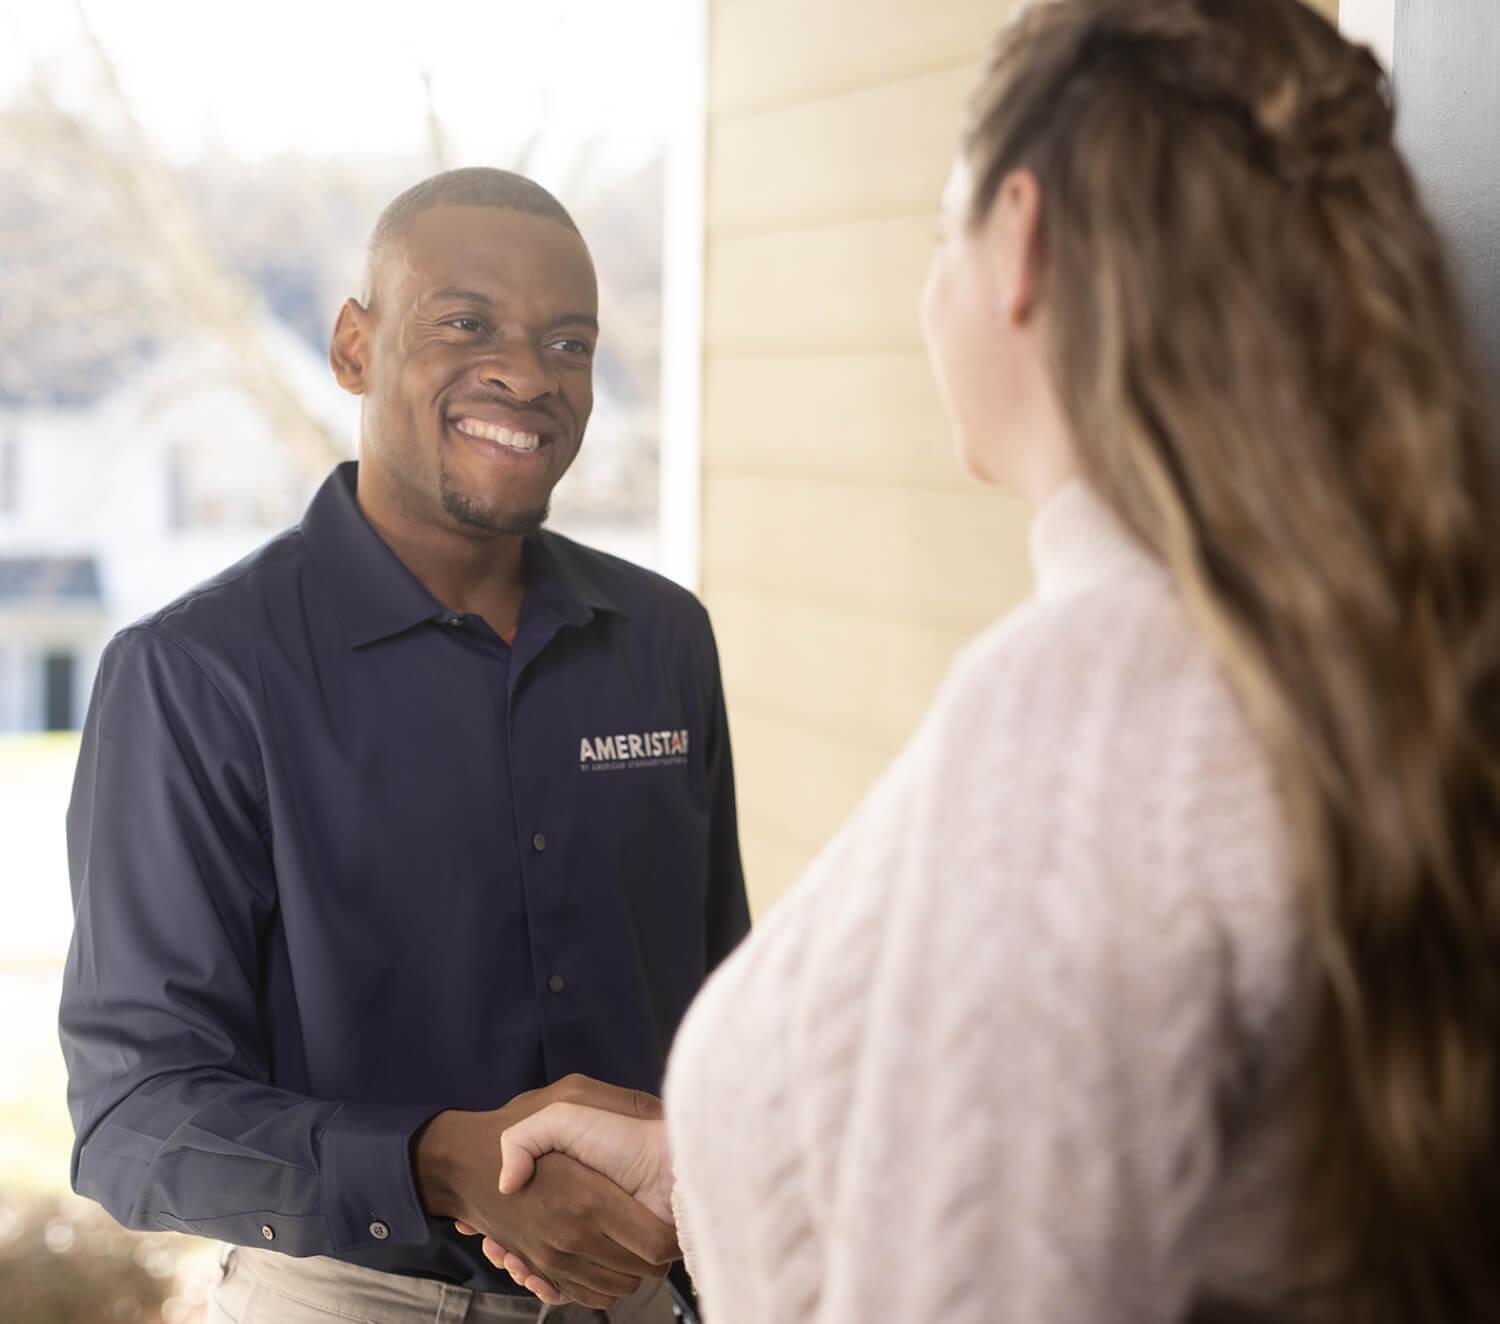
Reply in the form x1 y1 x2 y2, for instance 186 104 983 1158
665 481 1307 1323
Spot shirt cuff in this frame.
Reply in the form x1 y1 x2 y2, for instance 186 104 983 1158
322 1102 439 1251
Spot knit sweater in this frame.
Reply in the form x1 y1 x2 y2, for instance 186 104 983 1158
664 481 1308 1323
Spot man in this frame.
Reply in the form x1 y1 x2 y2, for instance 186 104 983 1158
60 168 749 1324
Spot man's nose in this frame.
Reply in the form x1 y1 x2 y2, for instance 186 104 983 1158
479 341 556 403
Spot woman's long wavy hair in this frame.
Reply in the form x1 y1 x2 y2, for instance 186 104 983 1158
964 1 1500 1318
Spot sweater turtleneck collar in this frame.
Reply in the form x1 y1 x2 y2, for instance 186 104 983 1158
1029 480 1162 603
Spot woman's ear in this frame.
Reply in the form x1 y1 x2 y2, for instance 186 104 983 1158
982 168 1044 327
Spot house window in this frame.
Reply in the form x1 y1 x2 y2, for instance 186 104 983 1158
0 432 18 516
165 440 296 532
164 444 191 532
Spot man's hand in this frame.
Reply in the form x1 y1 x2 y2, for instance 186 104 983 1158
413 1075 678 1310
479 1103 676 1304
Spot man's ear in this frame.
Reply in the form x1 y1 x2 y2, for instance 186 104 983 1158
329 299 371 396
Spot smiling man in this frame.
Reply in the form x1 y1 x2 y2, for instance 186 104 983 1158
59 169 749 1324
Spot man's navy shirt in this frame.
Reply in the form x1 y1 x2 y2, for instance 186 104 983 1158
60 462 749 1290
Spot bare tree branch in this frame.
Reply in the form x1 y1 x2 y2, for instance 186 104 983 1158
14 1 351 477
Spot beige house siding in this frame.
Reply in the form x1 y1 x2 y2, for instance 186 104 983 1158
701 0 1338 915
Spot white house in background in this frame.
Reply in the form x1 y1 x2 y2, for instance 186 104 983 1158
0 322 355 733
0 314 658 733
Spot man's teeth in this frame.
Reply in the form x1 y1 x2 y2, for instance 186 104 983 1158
453 418 541 451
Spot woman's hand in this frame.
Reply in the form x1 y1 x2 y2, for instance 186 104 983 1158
501 1103 674 1223
457 1104 675 1304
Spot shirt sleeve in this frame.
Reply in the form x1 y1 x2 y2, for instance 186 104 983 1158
696 614 750 970
60 626 435 1256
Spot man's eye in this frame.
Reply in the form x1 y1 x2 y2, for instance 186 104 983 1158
552 339 593 356
446 318 485 334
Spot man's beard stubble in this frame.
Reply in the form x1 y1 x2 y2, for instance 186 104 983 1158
438 461 550 537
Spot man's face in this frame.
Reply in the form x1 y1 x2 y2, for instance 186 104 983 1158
337 205 599 536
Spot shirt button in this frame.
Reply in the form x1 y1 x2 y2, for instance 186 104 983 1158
445 615 463 627
532 832 547 852
370 1221 390 1241
260 1224 275 1242
547 974 566 994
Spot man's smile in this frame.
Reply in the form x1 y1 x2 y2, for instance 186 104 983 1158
451 416 544 454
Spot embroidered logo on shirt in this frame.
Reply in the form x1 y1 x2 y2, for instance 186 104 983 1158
579 729 690 773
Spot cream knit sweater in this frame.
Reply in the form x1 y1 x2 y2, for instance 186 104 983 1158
664 482 1308 1323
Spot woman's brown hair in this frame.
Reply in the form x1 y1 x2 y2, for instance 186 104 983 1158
964 1 1500 1318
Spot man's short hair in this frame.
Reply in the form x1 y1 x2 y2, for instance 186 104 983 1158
363 167 581 300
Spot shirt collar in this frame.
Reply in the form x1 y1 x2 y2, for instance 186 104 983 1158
302 462 623 649
522 528 623 627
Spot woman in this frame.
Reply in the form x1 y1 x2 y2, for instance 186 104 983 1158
478 0 1500 1319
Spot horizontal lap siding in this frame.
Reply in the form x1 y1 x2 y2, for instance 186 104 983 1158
702 0 1027 913
702 0 1338 911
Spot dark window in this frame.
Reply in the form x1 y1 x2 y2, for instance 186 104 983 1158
43 651 77 731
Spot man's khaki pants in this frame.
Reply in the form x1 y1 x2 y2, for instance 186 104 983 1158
209 1246 678 1324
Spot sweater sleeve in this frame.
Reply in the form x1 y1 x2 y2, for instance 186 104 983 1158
795 622 1237 1324
665 586 1277 1324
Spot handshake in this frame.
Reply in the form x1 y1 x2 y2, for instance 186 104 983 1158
413 1075 677 1310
